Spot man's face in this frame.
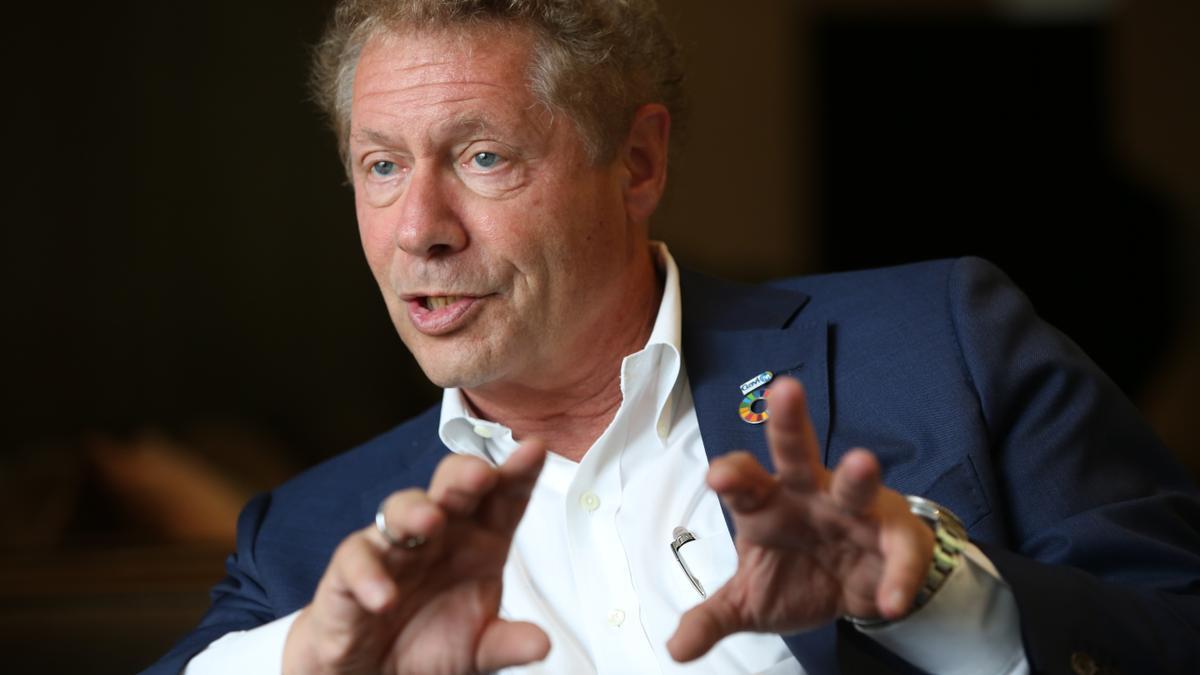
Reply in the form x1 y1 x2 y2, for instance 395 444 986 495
349 26 644 391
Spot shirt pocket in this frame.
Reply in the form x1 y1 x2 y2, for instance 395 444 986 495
675 530 738 601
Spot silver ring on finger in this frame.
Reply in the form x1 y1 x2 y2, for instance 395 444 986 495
375 501 427 549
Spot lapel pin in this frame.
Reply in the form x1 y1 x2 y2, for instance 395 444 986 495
738 370 773 424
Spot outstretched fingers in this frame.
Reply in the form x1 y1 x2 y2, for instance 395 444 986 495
876 499 934 619
475 619 551 672
707 452 776 513
468 444 549 672
480 439 547 535
350 490 447 610
829 448 881 516
428 454 500 517
764 377 825 491
375 489 447 552
330 534 404 614
424 440 545 536
667 591 746 663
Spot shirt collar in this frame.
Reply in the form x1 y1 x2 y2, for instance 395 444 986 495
438 241 685 459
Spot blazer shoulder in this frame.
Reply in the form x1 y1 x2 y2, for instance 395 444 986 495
770 256 1003 296
771 257 1019 317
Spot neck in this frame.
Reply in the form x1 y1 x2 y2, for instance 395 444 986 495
462 248 663 462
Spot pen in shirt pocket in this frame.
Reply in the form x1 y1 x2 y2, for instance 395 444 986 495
670 526 707 598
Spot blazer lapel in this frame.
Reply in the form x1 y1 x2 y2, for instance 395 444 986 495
680 268 839 675
680 269 831 475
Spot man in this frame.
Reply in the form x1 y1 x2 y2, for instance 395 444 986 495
148 1 1200 673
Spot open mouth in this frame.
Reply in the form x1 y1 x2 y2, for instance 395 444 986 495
406 294 484 335
424 295 462 310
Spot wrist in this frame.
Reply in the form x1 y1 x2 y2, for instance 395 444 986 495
847 496 967 628
910 500 967 610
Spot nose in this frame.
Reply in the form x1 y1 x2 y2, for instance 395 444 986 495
392 165 468 258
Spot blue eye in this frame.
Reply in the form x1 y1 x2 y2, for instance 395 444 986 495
472 152 500 169
370 160 397 177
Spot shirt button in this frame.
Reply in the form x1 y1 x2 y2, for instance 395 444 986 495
579 491 601 512
472 424 493 439
607 609 626 627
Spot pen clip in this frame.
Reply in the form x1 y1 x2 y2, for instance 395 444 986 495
670 527 707 599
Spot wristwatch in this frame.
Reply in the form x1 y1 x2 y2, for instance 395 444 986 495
846 495 968 627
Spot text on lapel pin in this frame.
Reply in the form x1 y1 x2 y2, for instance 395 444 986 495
738 370 773 424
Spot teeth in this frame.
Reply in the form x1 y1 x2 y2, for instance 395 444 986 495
425 295 460 310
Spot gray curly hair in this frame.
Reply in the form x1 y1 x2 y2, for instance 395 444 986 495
310 0 686 171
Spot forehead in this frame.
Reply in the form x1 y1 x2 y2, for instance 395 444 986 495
350 24 541 140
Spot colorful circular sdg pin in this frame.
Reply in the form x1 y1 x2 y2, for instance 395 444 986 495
738 388 771 424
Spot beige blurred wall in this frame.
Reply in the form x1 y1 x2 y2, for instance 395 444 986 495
655 0 812 280
1115 0 1200 207
1113 0 1200 475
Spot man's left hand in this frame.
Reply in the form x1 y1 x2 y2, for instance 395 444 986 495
667 376 934 661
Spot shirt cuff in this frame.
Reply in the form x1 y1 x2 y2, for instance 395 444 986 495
855 543 1030 675
183 610 301 675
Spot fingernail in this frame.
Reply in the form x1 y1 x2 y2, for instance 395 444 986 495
888 589 906 615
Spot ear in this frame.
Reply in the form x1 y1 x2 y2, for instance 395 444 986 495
620 103 671 226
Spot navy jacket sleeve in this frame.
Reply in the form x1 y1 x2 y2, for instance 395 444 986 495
138 408 446 674
946 257 1200 675
140 493 278 675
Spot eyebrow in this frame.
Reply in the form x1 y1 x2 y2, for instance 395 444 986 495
353 128 398 148
442 111 494 136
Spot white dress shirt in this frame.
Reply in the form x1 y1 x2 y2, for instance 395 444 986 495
186 243 1029 675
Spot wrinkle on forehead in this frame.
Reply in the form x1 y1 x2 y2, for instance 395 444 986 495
350 28 556 155
358 22 536 89
353 26 533 105
352 92 551 151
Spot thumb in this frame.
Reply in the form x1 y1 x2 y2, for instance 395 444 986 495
667 593 744 663
475 619 551 671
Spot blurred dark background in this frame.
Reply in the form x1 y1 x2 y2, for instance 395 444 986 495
3 0 1197 672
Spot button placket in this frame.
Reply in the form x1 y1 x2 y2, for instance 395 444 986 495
564 347 672 672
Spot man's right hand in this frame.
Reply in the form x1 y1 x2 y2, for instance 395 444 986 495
283 441 550 675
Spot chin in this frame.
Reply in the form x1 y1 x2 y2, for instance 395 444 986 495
399 322 524 391
410 347 501 391
421 369 483 390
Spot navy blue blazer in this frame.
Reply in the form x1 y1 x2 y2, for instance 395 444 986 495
146 258 1200 675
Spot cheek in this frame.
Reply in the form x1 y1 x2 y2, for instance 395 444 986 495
466 200 551 271
356 205 393 273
